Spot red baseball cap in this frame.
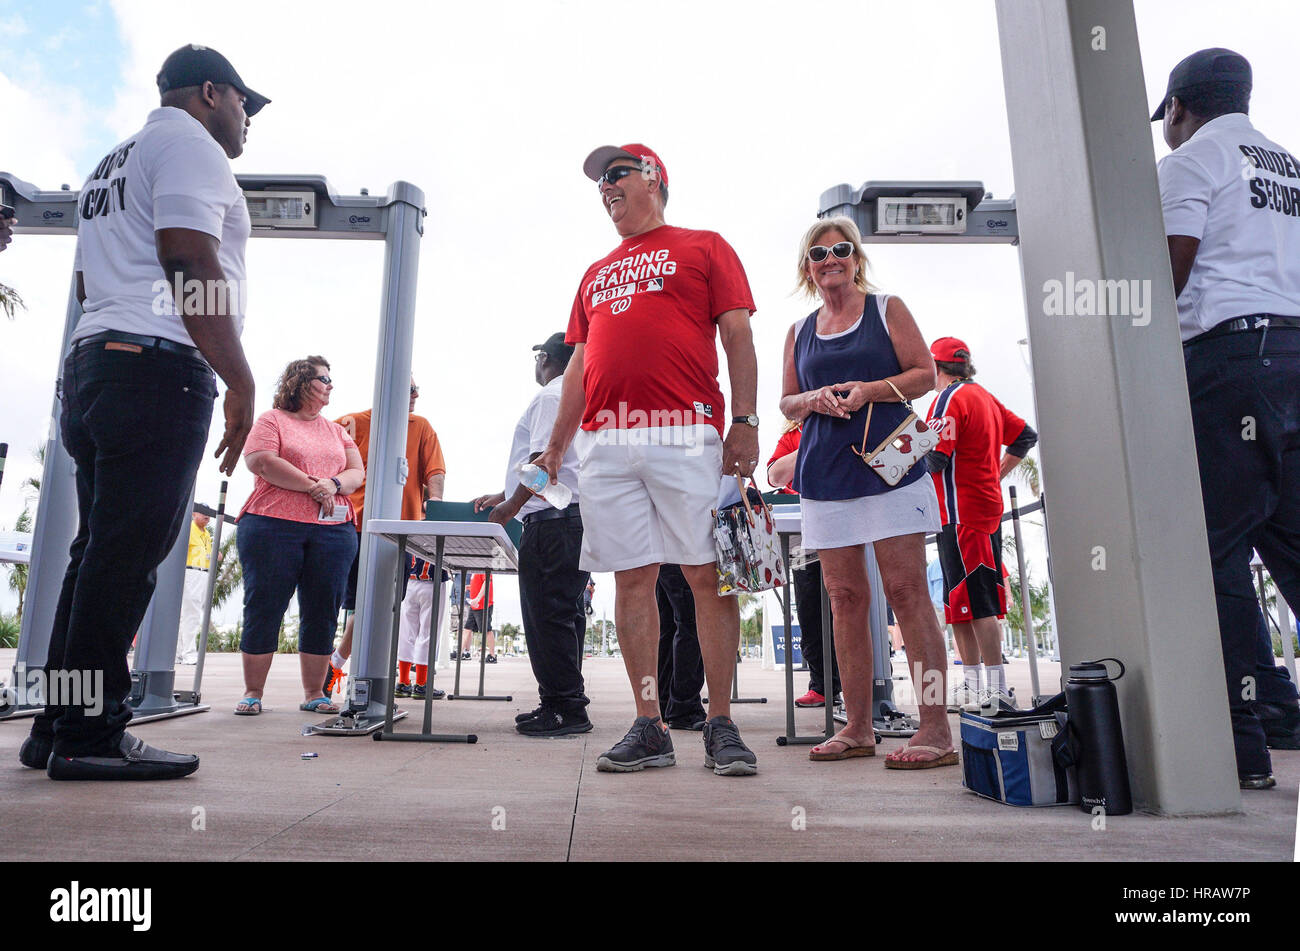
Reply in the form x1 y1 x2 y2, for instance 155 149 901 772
582 143 669 190
930 337 971 362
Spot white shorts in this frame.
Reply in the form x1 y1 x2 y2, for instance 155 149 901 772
801 476 941 550
576 425 723 573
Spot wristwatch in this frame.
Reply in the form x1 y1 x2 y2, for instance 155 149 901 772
330 477 342 493
732 414 759 428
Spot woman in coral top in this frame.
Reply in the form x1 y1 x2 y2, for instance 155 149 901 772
234 356 364 716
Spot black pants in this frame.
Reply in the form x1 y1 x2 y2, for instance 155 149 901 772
32 341 216 755
656 564 706 724
793 559 840 697
519 509 590 714
1184 326 1300 776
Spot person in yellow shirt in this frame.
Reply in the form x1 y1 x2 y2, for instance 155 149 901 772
175 510 213 665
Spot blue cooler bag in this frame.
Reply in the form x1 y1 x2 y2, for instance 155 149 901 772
960 693 1077 807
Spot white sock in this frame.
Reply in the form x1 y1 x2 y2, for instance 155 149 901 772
986 664 1006 693
331 650 346 669
964 665 982 692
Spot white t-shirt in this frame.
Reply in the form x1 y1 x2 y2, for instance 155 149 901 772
1157 113 1300 340
503 376 581 518
70 107 250 348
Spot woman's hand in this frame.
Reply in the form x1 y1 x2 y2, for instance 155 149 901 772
307 477 336 504
829 381 873 413
806 386 850 419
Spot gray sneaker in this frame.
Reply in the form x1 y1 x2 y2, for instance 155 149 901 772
702 716 758 776
596 716 675 772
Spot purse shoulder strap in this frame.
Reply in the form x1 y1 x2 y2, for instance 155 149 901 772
857 379 910 455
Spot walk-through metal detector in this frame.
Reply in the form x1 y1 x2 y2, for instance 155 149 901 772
816 0 1245 815
0 171 424 732
817 181 1020 735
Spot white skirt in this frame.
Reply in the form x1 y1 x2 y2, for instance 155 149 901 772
800 476 941 550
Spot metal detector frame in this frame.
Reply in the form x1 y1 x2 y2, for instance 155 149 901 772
0 170 424 727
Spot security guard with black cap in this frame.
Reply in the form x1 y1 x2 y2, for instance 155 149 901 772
1155 48 1300 790
18 45 267 781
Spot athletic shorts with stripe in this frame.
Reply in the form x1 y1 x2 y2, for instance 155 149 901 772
937 522 1007 624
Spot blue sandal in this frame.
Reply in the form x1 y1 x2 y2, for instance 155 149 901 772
234 697 262 716
299 697 339 713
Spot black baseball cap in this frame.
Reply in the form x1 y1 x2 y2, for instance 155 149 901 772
157 44 270 116
532 332 574 363
1151 48 1251 121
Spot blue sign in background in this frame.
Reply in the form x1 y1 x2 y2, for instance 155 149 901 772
770 624 805 667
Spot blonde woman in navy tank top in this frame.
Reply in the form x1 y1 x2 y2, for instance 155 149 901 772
778 216 956 770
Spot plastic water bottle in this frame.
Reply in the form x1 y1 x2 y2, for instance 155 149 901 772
517 462 572 509
1065 658 1133 816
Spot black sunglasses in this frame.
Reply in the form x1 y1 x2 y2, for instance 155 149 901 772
315 375 332 385
807 242 854 263
410 385 419 396
596 164 645 187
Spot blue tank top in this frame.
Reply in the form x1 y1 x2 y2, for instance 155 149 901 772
792 294 926 500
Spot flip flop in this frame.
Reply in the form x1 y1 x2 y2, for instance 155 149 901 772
299 697 339 713
883 744 959 770
809 736 876 761
234 697 262 716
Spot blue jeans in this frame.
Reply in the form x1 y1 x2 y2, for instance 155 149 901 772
1184 325 1300 776
32 340 216 756
236 513 357 655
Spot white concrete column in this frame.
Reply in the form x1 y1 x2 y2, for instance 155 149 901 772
995 0 1239 814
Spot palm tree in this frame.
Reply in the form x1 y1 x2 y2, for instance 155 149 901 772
5 506 32 619
1007 453 1040 498
737 592 764 656
0 283 24 320
1005 572 1052 653
210 531 241 610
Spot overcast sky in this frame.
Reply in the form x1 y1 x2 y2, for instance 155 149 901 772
2 0 1298 629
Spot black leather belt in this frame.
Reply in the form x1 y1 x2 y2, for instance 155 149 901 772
1185 314 1300 347
76 329 205 362
522 502 582 525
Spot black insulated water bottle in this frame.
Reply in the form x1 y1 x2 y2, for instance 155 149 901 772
1065 658 1133 816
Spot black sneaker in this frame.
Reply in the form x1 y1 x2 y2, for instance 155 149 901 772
1259 701 1300 750
486 654 498 664
394 682 412 698
596 716 675 772
19 733 53 769
1239 772 1277 790
47 732 199 781
412 683 444 700
702 716 758 776
517 707 593 737
666 717 705 731
515 704 546 724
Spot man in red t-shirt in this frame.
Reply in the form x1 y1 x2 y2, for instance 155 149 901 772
923 337 1037 712
533 143 761 777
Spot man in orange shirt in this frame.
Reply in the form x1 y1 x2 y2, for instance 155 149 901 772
324 377 446 693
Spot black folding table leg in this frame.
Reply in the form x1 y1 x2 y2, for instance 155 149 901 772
378 535 475 744
448 565 511 702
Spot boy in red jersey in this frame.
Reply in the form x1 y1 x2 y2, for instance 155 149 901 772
924 338 1037 712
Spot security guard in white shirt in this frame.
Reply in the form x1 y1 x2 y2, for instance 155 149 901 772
20 45 264 781
1155 48 1300 790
